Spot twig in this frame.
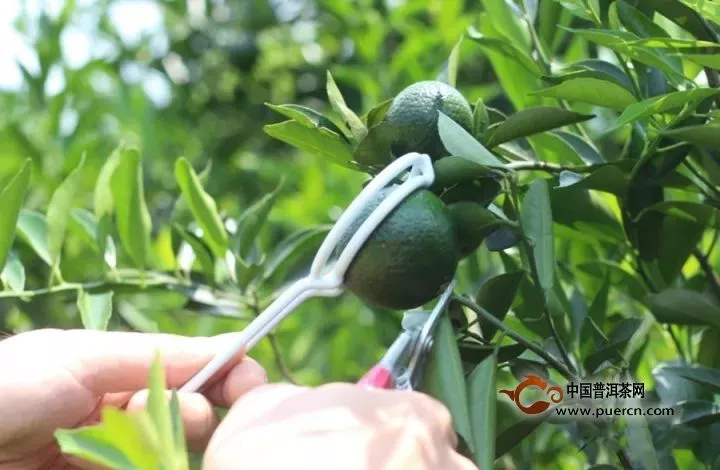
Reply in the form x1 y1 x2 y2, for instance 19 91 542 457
251 293 297 384
505 161 606 173
666 325 689 363
453 295 576 381
694 248 720 304
0 271 249 315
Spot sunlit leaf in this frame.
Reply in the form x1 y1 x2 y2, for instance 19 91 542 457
438 112 504 167
612 89 720 130
0 160 31 273
0 251 25 292
175 158 228 258
77 289 113 331
264 121 356 168
437 37 463 87
110 149 152 269
235 181 282 261
16 210 52 266
326 71 367 141
47 155 86 273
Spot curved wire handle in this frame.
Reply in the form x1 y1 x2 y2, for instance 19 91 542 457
180 153 435 392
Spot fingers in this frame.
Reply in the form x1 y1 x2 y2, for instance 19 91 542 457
204 357 268 407
54 330 264 395
126 390 219 451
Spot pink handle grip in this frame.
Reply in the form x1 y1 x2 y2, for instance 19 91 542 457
356 365 394 389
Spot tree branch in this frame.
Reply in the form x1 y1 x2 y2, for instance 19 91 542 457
453 295 577 381
694 248 720 304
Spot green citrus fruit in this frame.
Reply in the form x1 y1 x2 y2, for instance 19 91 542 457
340 188 458 310
385 81 473 160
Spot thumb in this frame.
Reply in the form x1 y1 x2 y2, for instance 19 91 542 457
56 329 255 394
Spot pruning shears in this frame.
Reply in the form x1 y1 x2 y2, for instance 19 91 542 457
357 278 456 390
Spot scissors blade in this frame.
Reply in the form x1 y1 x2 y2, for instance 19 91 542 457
398 278 457 389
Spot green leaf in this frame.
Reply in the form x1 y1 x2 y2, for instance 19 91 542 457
235 181 283 260
111 149 152 269
648 289 720 328
675 0 720 24
558 165 629 195
617 1 672 39
47 155 86 273
169 391 188 467
495 416 545 458
673 401 720 427
630 38 720 50
55 407 160 470
661 125 720 149
174 225 216 282
520 179 554 291
638 201 720 229
77 289 113 331
551 186 625 244
423 316 474 452
263 226 330 284
94 146 123 220
70 209 117 269
476 272 524 340
473 98 490 140
577 261 648 305
661 366 720 394
468 352 497 470
612 89 720 130
485 107 594 148
364 99 393 128
16 210 52 266
326 71 367 141
263 121 356 167
0 159 31 272
545 59 635 93
147 352 174 462
657 212 706 284
448 202 511 257
353 122 395 168
564 28 685 85
265 103 346 136
175 158 228 258
531 78 637 111
55 425 138 470
531 131 604 165
437 37 463 87
467 27 543 76
625 397 659 470
1 251 25 292
681 53 720 70
438 112 504 167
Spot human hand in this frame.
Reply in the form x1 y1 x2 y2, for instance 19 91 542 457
204 383 476 470
0 329 267 469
